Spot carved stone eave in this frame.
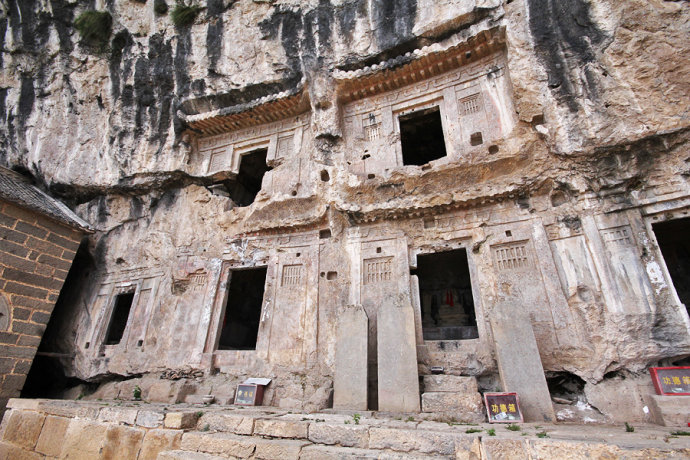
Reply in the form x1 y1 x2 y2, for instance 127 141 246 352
334 26 506 104
180 85 311 136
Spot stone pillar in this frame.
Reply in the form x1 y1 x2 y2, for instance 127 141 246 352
333 305 368 410
490 303 555 422
377 300 420 412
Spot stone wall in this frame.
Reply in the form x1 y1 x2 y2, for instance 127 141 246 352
0 201 83 410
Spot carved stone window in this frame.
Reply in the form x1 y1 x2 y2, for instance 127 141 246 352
399 106 447 166
363 113 381 141
601 226 633 247
492 242 530 271
363 257 393 284
459 93 482 116
281 264 304 287
105 292 135 345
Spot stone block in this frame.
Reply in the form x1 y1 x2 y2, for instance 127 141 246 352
147 380 177 403
253 438 310 460
377 301 420 412
98 406 139 425
490 305 555 422
482 438 529 460
300 445 381 459
647 394 690 427
136 410 165 428
198 412 255 435
180 432 256 458
1 409 44 449
35 415 70 456
308 422 369 448
164 411 200 429
60 418 109 459
100 424 146 460
157 450 227 460
253 419 309 439
422 375 478 393
421 392 484 415
333 304 368 410
0 441 42 460
368 427 460 456
5 398 39 411
139 429 183 460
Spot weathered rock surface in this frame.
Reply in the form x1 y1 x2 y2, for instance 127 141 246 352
0 0 689 422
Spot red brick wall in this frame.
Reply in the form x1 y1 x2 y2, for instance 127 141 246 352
0 200 84 410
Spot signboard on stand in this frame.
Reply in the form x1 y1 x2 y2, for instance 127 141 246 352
650 367 690 395
484 392 523 423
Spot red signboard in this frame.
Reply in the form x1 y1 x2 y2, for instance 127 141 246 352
484 392 523 423
650 367 690 395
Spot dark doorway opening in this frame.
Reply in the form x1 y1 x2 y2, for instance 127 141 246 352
653 217 690 315
227 148 271 207
412 249 478 340
218 266 267 350
399 106 447 166
105 292 134 345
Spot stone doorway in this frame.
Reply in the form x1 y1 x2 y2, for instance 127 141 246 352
217 267 267 350
653 217 690 315
412 249 478 341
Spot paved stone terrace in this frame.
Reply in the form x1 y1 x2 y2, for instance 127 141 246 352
0 398 689 459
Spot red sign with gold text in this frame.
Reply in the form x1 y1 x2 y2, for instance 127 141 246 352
484 392 524 423
650 367 690 395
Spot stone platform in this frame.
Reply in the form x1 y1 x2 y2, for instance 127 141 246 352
0 398 689 459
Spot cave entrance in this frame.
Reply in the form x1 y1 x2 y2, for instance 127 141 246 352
412 249 478 340
218 266 267 350
105 292 135 345
399 106 447 166
652 217 690 315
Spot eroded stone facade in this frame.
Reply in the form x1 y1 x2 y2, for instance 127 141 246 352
1 0 689 424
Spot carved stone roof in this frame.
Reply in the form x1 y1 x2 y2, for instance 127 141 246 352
334 26 505 103
179 82 310 136
0 167 92 232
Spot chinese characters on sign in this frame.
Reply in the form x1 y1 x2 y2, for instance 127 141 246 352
649 367 690 395
484 392 523 423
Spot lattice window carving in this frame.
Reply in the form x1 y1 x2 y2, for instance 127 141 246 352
281 264 304 287
363 257 393 284
601 226 633 247
363 113 382 141
460 94 481 115
493 242 530 271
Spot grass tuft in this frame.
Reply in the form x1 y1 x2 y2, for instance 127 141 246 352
171 3 202 27
154 0 169 15
506 423 521 431
74 10 112 49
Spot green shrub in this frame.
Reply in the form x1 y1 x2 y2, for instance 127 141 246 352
486 428 496 436
465 428 482 434
154 0 169 15
74 10 113 48
506 423 521 431
170 3 202 27
625 422 635 433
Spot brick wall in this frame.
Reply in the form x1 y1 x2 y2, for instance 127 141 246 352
0 200 84 410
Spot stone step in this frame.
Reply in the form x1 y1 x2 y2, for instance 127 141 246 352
422 375 478 393
158 451 228 460
180 431 309 459
300 444 454 459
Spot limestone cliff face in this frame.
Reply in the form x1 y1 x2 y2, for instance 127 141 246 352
3 0 690 418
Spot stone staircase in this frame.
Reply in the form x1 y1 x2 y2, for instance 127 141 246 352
420 374 485 422
2 398 689 459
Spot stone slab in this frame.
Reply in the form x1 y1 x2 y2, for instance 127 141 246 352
139 429 183 460
136 410 165 428
100 425 146 460
164 411 200 429
490 305 555 422
180 432 256 458
253 438 310 460
333 304 368 411
421 392 484 420
1 409 44 450
422 375 478 393
198 412 255 435
253 418 309 439
647 394 690 427
377 301 420 412
35 415 70 457
368 427 460 456
158 450 227 460
308 422 369 448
